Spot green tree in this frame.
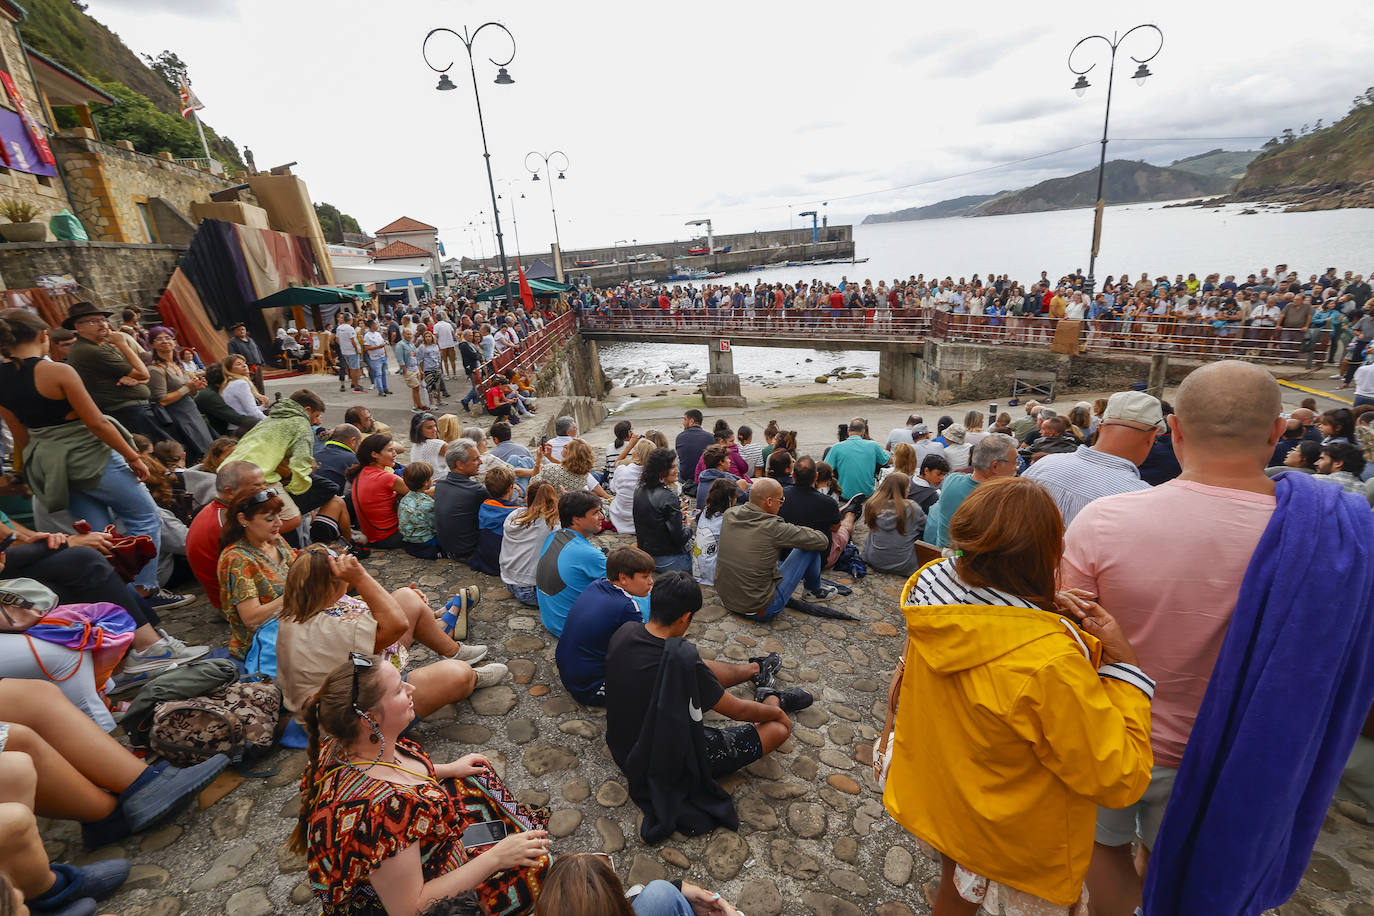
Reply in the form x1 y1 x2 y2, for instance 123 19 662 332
86 77 242 170
141 50 188 91
314 202 361 243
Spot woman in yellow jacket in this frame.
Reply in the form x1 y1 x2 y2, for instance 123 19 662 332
884 477 1154 914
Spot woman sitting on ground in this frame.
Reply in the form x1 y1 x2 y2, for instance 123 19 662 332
859 472 927 577
347 434 409 550
887 442 926 502
408 412 447 470
1318 407 1356 446
608 438 654 534
535 438 609 500
692 477 736 587
695 443 750 511
146 325 213 463
217 488 295 659
464 425 540 487
632 448 693 574
531 851 740 916
886 477 1153 914
501 481 559 608
218 354 267 421
274 546 497 722
294 656 549 916
0 679 227 850
184 435 238 508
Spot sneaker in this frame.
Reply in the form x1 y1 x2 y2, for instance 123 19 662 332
122 635 202 674
35 860 130 908
453 643 489 665
119 754 229 834
749 652 782 689
754 685 814 713
472 662 509 689
339 384 347 392
107 668 158 695
154 629 209 663
806 584 840 601
839 492 867 518
145 588 194 610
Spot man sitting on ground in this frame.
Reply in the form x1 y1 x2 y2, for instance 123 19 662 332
714 478 835 621
555 546 657 705
434 438 485 563
908 453 950 512
313 424 362 494
924 433 1018 547
780 456 863 569
186 460 264 608
827 417 891 498
886 414 923 449
605 571 806 841
536 491 608 637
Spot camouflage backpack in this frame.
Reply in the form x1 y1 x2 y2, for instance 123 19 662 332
149 680 283 766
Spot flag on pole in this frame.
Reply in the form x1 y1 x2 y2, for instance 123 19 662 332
517 263 535 313
178 77 204 119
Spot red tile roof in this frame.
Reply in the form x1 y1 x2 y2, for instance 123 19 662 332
372 240 433 260
376 216 437 234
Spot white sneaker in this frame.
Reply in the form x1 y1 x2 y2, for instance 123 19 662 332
453 643 489 664
157 629 209 663
473 662 508 689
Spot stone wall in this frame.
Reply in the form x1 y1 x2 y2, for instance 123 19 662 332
519 335 611 447
0 240 183 312
52 133 245 244
0 12 75 228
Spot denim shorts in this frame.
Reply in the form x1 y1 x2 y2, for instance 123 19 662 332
343 353 362 370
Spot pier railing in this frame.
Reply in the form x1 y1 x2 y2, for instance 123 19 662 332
576 307 1331 364
472 310 577 395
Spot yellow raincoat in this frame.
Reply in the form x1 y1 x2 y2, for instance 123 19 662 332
883 563 1153 906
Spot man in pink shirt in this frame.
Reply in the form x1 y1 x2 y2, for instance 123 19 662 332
1061 360 1284 916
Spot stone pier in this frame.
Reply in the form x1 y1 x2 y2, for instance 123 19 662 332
704 339 747 407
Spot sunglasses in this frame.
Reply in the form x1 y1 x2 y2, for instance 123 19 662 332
349 652 373 713
245 488 280 506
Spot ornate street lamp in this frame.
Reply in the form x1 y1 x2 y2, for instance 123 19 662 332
1067 24 1163 296
424 22 517 294
525 150 570 270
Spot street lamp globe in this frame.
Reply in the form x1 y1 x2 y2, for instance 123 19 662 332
436 73 457 91
1072 74 1090 97
494 67 514 85
557 171 566 179
531 172 541 181
1132 62 1152 86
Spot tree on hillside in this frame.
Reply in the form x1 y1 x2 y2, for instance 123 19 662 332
315 203 362 244
141 50 188 91
1353 87 1374 111
1281 128 1296 144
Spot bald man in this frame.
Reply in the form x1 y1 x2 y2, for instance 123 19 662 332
1288 406 1324 443
713 477 834 620
1062 362 1287 913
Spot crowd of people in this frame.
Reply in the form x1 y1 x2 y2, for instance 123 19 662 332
1 277 1373 914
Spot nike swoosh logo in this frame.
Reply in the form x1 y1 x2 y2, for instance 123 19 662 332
688 699 702 722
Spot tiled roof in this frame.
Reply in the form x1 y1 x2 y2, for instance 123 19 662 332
376 216 437 234
372 240 432 260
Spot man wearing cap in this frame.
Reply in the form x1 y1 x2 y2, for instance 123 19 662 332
226 322 266 393
1024 391 1161 524
63 301 167 442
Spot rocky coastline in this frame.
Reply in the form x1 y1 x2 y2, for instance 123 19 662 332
1168 180 1374 213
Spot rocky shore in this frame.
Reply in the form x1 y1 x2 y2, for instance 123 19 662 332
1168 180 1374 213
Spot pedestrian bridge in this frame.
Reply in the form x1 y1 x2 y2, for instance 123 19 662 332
575 309 1323 406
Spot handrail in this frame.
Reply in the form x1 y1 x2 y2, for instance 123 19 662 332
470 310 577 396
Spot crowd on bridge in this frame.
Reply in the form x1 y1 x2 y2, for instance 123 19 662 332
0 264 1372 914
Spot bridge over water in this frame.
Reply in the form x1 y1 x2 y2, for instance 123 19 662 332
576 310 1322 405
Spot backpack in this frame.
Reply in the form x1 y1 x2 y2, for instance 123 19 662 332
123 657 242 749
149 680 283 766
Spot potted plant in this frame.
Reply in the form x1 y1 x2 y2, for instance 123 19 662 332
0 197 46 242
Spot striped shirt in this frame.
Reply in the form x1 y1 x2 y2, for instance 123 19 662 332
1023 444 1149 525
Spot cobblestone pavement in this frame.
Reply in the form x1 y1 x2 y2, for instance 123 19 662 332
39 529 1374 915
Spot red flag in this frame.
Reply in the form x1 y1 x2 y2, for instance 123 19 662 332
517 263 535 313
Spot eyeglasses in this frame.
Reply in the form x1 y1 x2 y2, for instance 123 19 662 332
245 488 279 505
349 652 374 713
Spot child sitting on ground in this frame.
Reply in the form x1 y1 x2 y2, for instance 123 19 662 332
475 466 521 576
397 461 440 559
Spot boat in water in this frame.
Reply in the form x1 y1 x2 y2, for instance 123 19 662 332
667 267 725 281
575 259 599 267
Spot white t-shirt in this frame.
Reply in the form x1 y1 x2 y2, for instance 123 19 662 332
547 435 575 462
362 330 386 357
1065 300 1086 320
1354 362 1374 398
336 323 358 355
435 321 456 349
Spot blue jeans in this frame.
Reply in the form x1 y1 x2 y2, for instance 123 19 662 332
653 552 693 574
66 452 163 591
631 880 694 916
368 356 390 392
507 583 539 607
758 547 823 620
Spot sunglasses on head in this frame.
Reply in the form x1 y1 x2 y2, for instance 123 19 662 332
349 652 374 714
246 488 279 506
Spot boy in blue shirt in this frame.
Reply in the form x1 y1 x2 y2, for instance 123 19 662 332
536 491 607 636
555 546 655 704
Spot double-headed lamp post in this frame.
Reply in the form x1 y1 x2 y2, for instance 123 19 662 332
424 22 516 296
525 150 569 269
1067 23 1162 296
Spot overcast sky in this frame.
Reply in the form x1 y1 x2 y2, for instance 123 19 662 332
82 0 1373 259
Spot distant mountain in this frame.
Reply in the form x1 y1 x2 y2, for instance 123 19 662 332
865 160 1236 223
862 193 999 224
1169 148 1260 181
1236 102 1374 190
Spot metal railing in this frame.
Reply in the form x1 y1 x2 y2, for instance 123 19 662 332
472 310 577 394
172 157 225 176
575 307 1331 364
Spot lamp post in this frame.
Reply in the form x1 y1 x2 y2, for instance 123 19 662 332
497 179 526 261
1068 23 1162 296
424 22 516 296
525 150 569 269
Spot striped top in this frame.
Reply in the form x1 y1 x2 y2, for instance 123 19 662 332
1023 444 1150 525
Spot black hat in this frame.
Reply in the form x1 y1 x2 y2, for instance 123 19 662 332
61 301 113 330
229 321 246 330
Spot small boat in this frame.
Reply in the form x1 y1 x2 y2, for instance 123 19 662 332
744 265 767 271
667 267 725 281
686 246 709 256
575 259 599 267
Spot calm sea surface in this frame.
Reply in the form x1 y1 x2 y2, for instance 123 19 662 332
597 201 1374 387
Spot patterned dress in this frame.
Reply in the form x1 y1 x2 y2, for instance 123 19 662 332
215 536 295 658
305 739 549 915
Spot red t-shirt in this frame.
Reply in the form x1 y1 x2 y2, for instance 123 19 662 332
353 466 400 542
187 500 227 608
829 291 846 310
485 385 505 410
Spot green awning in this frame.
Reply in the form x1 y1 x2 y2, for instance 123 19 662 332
253 286 373 308
474 278 575 302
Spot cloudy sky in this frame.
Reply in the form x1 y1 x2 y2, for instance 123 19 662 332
84 0 1373 259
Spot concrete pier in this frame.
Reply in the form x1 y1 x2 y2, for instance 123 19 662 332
704 339 747 407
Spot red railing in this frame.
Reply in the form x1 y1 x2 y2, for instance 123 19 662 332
576 307 1330 364
473 310 577 393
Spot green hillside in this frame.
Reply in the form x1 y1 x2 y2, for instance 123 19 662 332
1169 148 1260 181
1237 99 1374 189
18 0 244 170
971 160 1232 217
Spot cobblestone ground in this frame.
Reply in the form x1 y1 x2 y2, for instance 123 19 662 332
38 529 1374 916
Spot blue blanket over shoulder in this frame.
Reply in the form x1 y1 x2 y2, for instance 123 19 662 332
1144 472 1374 915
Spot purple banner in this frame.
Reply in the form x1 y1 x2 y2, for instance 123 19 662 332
0 107 57 177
